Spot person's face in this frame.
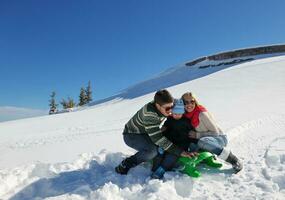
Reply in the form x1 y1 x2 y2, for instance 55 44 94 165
183 98 196 113
156 102 173 117
172 113 183 120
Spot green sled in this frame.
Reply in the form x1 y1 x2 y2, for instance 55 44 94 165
177 152 223 178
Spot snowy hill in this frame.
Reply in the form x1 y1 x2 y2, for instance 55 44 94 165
1 55 285 199
90 50 285 104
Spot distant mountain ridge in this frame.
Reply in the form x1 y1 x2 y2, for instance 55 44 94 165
185 44 285 66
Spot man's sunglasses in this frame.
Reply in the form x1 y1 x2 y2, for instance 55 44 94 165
183 99 195 105
161 105 173 111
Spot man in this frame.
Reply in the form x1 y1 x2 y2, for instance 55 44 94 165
115 89 195 176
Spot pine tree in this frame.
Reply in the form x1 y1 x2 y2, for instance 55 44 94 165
60 98 68 109
85 81 92 104
79 87 87 106
61 97 75 109
67 97 75 108
49 91 58 114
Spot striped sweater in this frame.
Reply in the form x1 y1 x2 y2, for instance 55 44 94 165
124 102 183 156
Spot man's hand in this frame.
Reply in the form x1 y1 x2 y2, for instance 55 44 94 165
188 130 197 139
181 151 199 158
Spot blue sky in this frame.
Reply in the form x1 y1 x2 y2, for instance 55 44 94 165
0 0 284 111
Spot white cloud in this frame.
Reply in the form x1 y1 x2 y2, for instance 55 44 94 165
0 106 47 122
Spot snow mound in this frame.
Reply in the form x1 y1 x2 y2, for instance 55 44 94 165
2 151 195 200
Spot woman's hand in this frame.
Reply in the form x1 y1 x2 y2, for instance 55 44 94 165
188 130 197 139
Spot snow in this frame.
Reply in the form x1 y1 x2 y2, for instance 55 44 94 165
0 106 46 122
1 55 285 199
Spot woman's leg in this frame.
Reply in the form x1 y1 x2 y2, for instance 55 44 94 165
198 135 243 173
197 135 227 155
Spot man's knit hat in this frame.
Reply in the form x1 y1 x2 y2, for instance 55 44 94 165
172 99 185 114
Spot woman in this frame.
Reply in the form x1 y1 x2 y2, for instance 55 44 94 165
182 92 243 173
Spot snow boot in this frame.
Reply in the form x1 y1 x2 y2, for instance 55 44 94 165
115 156 137 175
226 152 243 173
151 166 165 179
218 148 243 173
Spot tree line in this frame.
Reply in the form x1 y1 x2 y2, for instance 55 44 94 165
49 81 92 114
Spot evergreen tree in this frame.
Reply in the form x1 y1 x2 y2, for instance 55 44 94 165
60 98 68 109
67 97 75 108
79 87 87 106
85 81 92 104
49 91 58 114
61 97 75 109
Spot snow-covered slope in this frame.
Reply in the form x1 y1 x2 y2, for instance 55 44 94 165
1 55 285 199
90 52 285 104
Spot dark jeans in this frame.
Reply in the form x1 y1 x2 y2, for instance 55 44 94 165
152 152 179 172
123 133 158 165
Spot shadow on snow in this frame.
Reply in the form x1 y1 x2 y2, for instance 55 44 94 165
10 152 234 200
9 153 150 200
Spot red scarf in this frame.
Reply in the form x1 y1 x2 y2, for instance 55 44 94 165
184 105 207 128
